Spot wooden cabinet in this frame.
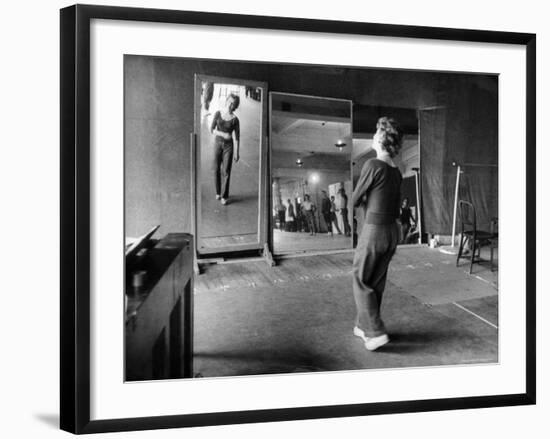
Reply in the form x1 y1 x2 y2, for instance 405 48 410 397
125 233 194 381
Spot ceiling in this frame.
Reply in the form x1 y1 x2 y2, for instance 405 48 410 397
270 94 419 173
270 93 353 159
271 115 353 156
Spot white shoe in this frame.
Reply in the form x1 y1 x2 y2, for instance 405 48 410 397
216 194 221 200
221 198 228 205
353 326 369 343
364 334 390 351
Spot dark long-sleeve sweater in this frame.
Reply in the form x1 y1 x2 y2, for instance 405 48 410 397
210 111 240 143
352 158 402 225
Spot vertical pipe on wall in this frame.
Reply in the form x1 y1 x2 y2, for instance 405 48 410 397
415 109 422 245
190 132 199 274
451 164 462 247
350 100 355 248
414 171 422 244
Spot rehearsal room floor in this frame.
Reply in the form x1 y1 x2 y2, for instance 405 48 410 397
192 245 498 378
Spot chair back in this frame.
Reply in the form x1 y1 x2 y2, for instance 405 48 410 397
458 200 477 233
490 217 498 235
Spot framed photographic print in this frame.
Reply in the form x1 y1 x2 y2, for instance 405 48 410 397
60 4 536 434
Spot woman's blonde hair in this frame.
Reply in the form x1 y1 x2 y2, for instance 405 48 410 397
227 93 240 110
376 117 403 158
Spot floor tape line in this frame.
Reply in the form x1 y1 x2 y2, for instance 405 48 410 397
452 302 498 329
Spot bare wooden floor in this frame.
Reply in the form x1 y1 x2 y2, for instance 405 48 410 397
193 245 498 378
195 251 354 293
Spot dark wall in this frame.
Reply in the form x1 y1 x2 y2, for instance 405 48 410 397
420 77 499 235
125 55 497 239
448 81 498 232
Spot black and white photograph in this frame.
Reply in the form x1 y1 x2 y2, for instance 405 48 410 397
124 55 499 381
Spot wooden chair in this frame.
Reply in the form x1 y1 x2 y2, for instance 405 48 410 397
489 217 498 272
456 200 497 274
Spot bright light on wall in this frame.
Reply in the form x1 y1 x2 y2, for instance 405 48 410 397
310 173 319 184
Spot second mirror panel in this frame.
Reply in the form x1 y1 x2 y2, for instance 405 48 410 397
271 93 353 254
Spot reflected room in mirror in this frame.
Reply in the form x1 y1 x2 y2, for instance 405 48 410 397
195 76 267 254
270 93 353 255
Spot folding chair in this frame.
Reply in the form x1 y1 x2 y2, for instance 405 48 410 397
456 200 497 274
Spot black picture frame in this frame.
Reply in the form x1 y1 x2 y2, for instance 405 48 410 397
60 4 536 434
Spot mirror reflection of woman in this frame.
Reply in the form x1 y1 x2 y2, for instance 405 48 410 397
351 117 403 352
210 93 240 205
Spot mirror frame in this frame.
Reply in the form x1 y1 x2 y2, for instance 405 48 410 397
268 91 354 255
193 74 269 256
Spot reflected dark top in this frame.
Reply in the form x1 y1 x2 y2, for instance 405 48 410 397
399 206 413 225
211 111 240 145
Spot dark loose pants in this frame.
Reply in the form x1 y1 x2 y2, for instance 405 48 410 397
212 138 233 199
352 222 399 337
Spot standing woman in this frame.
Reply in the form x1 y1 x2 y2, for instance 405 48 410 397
210 93 240 205
351 117 403 351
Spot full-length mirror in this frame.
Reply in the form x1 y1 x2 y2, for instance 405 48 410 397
195 75 267 255
270 93 353 254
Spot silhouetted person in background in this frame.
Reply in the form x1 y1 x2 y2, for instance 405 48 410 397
337 188 352 236
321 190 333 235
398 197 416 244
302 194 317 235
276 201 286 230
285 199 295 232
330 195 342 235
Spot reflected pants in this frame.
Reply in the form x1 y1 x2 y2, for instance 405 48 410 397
331 213 342 234
305 211 316 233
212 139 233 199
322 212 332 233
399 222 411 244
341 208 351 236
352 222 399 337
